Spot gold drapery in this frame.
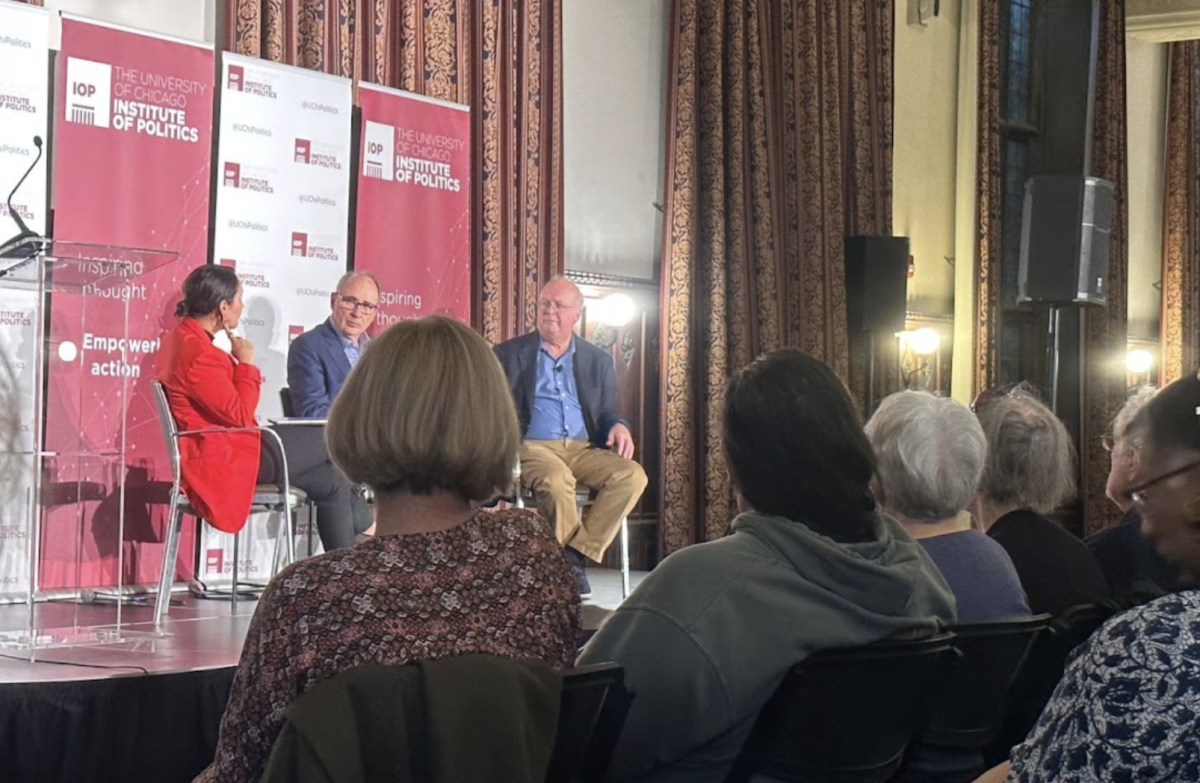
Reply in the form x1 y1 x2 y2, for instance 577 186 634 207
658 0 893 554
1160 41 1199 386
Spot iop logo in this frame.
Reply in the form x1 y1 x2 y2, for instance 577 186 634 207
66 57 112 128
363 121 394 181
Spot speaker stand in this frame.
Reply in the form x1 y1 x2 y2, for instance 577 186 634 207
1046 305 1063 411
866 331 876 415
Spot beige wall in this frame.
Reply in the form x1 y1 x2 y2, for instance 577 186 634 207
1125 39 1169 343
43 0 219 46
563 0 669 281
894 0 961 317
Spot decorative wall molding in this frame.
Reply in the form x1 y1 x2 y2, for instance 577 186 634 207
1127 0 1200 42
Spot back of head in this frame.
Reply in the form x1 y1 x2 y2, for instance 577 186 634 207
176 265 238 319
326 315 521 502
723 348 876 540
975 386 1076 514
1127 373 1200 461
865 391 986 521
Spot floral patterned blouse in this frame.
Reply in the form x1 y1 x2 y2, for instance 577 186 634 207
194 508 581 783
1007 590 1200 782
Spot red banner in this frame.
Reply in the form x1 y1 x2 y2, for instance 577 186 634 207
45 18 214 588
355 85 471 327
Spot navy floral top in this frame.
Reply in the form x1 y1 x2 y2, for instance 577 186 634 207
1007 591 1200 782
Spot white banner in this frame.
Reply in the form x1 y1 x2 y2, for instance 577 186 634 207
0 0 49 599
212 52 352 421
207 53 349 580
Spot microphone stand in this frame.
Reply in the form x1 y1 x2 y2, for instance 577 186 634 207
0 135 46 265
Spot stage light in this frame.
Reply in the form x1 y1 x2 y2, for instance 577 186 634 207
57 340 77 362
908 327 940 356
597 293 636 327
1126 348 1153 375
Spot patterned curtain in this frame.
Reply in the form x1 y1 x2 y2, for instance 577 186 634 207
1160 41 1200 386
1081 0 1129 536
658 0 893 554
226 0 563 342
973 0 1003 393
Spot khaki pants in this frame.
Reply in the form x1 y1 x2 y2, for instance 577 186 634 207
519 439 648 563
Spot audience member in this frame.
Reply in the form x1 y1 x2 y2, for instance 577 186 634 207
494 277 648 598
866 391 1028 783
866 391 1028 621
977 371 1200 782
156 266 350 540
969 386 1109 615
284 271 383 548
578 349 955 783
194 315 580 783
1086 387 1182 600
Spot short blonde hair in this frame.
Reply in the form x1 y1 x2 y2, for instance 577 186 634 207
326 316 520 501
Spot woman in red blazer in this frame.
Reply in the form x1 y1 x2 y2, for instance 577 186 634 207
155 265 262 533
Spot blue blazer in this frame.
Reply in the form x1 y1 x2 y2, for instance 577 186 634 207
287 319 353 419
493 332 626 448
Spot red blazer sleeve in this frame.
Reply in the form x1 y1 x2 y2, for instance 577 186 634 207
182 348 262 428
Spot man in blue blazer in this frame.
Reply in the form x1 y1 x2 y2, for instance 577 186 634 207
287 272 380 418
494 278 648 598
284 271 380 550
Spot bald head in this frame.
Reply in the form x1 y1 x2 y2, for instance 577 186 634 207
536 277 583 348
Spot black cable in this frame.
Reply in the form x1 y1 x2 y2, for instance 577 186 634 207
0 651 150 676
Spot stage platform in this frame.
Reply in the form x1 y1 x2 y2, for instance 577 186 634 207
0 567 645 783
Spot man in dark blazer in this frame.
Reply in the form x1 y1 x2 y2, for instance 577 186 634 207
494 278 648 597
287 271 380 418
283 271 380 550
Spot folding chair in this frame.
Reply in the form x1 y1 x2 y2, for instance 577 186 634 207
150 380 303 625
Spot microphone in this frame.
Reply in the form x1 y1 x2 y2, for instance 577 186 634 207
554 364 563 373
0 135 45 260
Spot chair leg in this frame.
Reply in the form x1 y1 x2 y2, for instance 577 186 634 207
620 515 630 599
285 504 296 565
231 527 239 611
154 493 185 626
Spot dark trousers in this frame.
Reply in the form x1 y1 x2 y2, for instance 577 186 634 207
259 425 359 551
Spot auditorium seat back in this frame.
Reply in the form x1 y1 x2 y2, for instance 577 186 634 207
726 633 957 783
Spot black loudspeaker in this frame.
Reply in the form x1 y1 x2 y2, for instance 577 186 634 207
845 236 909 333
1018 175 1114 306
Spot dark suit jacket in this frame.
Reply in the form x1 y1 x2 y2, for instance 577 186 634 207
494 332 626 447
287 319 354 419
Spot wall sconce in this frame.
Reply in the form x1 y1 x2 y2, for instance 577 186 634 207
592 292 636 328
1126 346 1155 390
897 327 943 392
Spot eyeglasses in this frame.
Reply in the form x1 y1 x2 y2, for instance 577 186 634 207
1102 434 1116 453
1128 459 1200 506
336 295 378 314
538 299 578 314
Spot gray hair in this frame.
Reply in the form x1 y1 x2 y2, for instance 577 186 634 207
335 271 381 297
1112 385 1157 442
865 391 987 521
975 387 1076 513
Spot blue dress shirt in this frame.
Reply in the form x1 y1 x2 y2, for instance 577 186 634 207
337 328 369 369
526 338 588 440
